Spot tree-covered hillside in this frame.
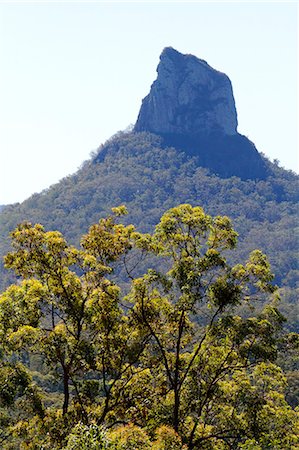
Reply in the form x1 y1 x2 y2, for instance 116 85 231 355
0 131 298 328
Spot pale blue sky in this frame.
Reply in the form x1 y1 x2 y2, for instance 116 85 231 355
0 1 297 205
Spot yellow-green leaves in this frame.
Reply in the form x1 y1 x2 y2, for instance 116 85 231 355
81 207 135 266
0 280 45 349
1 210 137 421
153 204 211 254
208 275 242 310
209 215 238 250
0 204 292 449
5 223 70 279
107 424 152 450
153 205 237 257
245 250 275 291
152 426 187 450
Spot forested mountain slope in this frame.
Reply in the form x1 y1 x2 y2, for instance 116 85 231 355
0 131 298 328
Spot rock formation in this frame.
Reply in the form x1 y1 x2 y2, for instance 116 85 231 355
135 47 238 138
134 47 267 180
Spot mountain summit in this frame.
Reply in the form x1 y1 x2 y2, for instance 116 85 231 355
135 47 238 137
134 47 266 180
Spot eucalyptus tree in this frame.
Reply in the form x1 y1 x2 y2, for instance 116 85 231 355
0 206 146 423
0 204 298 449
124 204 297 448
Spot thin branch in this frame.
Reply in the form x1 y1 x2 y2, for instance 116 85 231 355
139 288 175 388
179 306 221 390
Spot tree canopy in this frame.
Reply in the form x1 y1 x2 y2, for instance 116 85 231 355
0 204 298 449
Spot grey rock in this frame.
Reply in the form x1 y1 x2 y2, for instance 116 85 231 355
134 47 238 138
134 47 267 180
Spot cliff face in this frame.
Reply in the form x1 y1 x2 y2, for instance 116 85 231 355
135 47 238 138
134 47 267 180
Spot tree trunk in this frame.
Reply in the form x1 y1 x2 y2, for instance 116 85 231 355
62 369 70 415
174 387 180 432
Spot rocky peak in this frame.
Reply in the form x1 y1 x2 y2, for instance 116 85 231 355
134 47 238 138
134 47 267 180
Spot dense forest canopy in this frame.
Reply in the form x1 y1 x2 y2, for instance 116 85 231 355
0 205 298 449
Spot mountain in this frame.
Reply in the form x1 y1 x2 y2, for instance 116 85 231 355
135 47 238 137
134 47 266 180
0 48 298 329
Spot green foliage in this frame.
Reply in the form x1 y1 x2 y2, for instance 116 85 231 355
65 423 108 449
107 424 152 450
0 204 298 449
0 358 44 448
152 425 186 450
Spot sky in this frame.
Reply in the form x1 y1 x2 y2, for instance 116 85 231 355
0 1 297 205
